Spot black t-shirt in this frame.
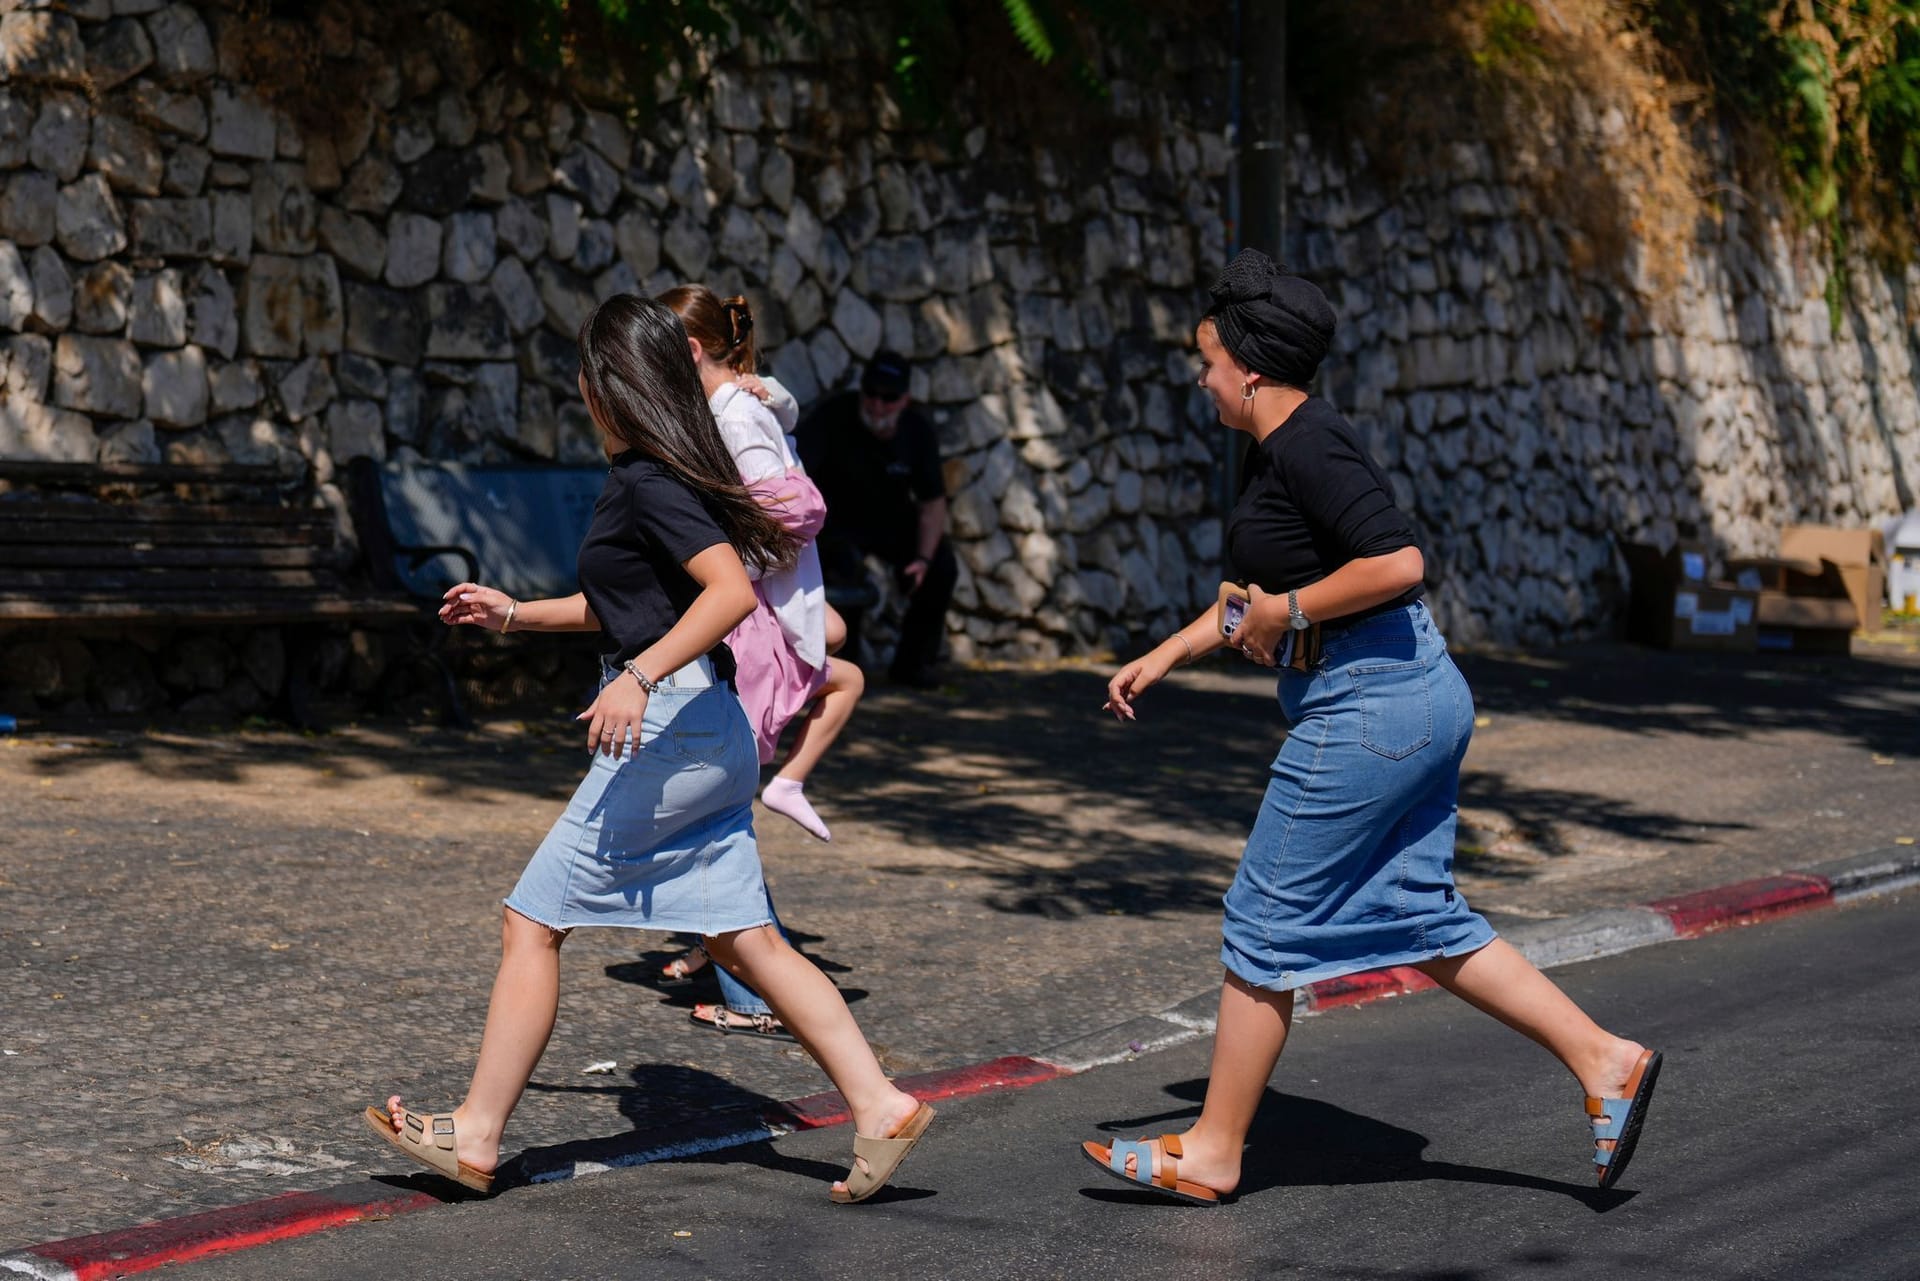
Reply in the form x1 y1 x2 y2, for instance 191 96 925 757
577 451 734 674
1225 397 1423 607
794 390 945 552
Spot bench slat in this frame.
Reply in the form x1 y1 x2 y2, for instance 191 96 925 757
0 461 301 485
0 501 330 527
0 597 424 624
0 519 331 548
4 568 346 591
2 545 328 569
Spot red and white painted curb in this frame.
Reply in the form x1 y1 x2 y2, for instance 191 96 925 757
3 845 1913 1280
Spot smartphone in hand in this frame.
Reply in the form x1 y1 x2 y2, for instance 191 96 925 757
1218 581 1250 639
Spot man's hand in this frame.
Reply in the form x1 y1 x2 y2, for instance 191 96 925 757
900 558 929 593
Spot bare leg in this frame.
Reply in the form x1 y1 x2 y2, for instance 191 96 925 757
777 658 864 785
386 906 565 1174
1413 938 1647 1156
1118 971 1291 1195
704 925 920 1193
824 604 848 656
1413 939 1645 1094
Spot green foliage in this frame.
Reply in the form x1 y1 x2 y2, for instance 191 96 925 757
500 0 803 89
1642 1 1920 305
1001 0 1058 64
1474 0 1545 70
494 0 1157 121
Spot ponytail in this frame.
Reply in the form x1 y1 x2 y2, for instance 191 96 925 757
658 284 758 375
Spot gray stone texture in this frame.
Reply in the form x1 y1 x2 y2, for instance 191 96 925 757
55 174 128 261
85 17 154 91
384 212 442 288
144 3 213 84
127 268 187 346
53 333 142 417
142 344 208 426
90 113 164 195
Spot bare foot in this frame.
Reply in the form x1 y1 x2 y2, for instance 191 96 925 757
1576 1039 1651 1162
1105 1132 1239 1198
384 1095 499 1176
830 1090 924 1197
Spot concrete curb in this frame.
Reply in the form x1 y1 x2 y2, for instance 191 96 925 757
4 846 1914 1279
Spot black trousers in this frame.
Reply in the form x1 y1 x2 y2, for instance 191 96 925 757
819 534 957 677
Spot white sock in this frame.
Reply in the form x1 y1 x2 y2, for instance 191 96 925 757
761 776 831 841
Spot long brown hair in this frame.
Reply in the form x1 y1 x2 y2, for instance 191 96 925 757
657 284 757 375
576 294 797 574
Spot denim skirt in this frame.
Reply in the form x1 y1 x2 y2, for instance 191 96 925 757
1220 600 1495 990
504 656 775 936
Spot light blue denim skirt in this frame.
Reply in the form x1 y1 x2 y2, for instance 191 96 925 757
504 656 775 936
1220 600 1496 990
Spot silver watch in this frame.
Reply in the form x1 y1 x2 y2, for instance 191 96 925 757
1287 590 1312 631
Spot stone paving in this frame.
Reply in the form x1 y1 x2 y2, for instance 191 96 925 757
2 632 1916 1249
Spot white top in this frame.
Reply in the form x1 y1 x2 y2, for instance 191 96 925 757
709 378 827 669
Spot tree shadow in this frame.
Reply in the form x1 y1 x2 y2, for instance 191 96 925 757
1084 1078 1632 1213
13 637 1912 928
506 1062 935 1203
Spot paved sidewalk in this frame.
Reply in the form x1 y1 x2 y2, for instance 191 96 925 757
2 632 1915 1249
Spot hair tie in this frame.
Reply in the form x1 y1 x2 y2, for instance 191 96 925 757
722 301 753 351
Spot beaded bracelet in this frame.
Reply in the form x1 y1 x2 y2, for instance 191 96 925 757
622 660 661 694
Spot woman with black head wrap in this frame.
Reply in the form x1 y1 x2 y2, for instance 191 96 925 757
1081 250 1661 1206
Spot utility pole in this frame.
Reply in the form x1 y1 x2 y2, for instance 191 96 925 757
1235 0 1287 259
1223 0 1287 504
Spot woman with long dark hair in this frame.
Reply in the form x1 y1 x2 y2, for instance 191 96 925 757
364 294 932 1204
1081 250 1660 1206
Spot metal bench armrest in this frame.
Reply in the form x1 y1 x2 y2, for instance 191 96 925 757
394 543 481 592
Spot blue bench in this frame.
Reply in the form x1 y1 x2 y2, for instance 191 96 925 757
346 459 611 724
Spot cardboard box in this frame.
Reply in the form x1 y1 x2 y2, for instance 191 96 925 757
1726 554 1857 656
1780 525 1886 632
1620 541 1759 652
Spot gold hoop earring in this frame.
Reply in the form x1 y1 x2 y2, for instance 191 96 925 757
1241 383 1256 402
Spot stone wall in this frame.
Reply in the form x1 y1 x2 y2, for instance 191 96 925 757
1289 139 1919 647
0 0 1229 705
3 1 1916 715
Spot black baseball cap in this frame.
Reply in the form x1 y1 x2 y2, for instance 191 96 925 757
860 350 911 398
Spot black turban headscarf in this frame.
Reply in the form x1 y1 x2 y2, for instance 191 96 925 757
1204 249 1336 388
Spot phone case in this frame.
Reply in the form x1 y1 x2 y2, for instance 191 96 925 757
1217 580 1249 638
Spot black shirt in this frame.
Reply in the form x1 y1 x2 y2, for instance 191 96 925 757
577 451 734 674
1225 397 1423 606
794 391 945 553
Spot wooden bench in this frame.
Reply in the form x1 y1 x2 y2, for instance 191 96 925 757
0 459 424 722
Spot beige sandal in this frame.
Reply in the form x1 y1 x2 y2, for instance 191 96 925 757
829 1101 936 1204
363 1104 496 1194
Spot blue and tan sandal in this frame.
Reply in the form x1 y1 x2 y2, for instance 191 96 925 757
1587 1048 1663 1189
1080 1134 1229 1206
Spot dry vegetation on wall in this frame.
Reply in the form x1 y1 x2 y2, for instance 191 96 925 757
1289 0 1920 313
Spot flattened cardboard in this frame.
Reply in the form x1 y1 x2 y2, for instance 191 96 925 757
1780 525 1886 632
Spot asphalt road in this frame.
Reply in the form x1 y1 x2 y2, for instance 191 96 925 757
172 889 1920 1281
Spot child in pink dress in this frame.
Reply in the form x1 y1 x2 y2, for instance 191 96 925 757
661 285 864 844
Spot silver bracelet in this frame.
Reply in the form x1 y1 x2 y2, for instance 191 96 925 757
501 599 519 634
622 660 660 694
1167 632 1194 665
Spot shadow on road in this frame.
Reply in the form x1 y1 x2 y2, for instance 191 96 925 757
1086 1077 1633 1213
